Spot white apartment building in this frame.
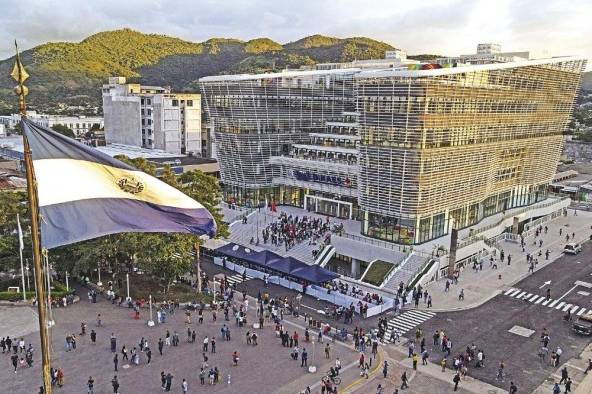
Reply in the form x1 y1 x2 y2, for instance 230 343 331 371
102 77 201 156
0 111 103 136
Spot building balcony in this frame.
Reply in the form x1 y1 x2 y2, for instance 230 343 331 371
269 155 358 173
326 121 359 127
292 144 358 155
273 176 358 197
309 132 360 141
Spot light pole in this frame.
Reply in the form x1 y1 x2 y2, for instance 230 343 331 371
147 294 155 327
97 262 102 287
308 340 317 373
25 261 30 292
126 273 131 301
65 272 69 292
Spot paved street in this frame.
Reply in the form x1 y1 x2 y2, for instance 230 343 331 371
0 287 359 393
416 240 592 393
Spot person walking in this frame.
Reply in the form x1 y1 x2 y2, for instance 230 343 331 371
565 377 572 393
553 382 561 394
158 338 164 356
453 372 461 391
90 330 97 345
301 348 308 367
382 360 388 378
584 358 592 374
87 376 95 394
400 371 409 389
182 378 188 393
110 334 116 353
113 354 118 371
165 372 173 392
509 381 517 394
111 376 119 394
559 366 568 384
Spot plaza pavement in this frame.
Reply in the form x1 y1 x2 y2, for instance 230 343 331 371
0 286 361 394
418 210 592 312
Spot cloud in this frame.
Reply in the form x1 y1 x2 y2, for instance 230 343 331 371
0 0 590 65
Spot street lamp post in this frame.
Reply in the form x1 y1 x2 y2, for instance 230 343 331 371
97 263 102 287
147 294 155 327
308 340 317 373
65 272 69 292
126 273 131 301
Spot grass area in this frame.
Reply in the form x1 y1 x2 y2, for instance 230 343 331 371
361 260 395 287
0 281 73 302
111 273 213 304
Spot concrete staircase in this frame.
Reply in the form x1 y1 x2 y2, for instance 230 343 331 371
384 253 428 290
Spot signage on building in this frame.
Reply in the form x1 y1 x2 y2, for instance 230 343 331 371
292 170 351 187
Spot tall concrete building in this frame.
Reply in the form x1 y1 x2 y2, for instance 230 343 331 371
200 51 586 245
102 77 202 155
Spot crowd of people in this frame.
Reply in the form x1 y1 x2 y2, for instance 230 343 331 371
260 213 332 252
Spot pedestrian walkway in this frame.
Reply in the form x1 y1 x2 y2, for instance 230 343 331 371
419 210 592 312
503 287 592 316
384 309 436 342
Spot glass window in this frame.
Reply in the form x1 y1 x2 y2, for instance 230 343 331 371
172 99 179 107
187 100 193 107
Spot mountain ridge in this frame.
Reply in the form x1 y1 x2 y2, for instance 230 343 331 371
0 29 396 114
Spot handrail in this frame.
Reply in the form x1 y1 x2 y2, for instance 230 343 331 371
339 232 412 254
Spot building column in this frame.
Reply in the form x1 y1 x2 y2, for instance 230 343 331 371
351 258 361 279
512 216 520 234
447 228 459 278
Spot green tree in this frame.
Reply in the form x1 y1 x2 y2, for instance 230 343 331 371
51 124 76 138
0 191 29 271
180 170 229 238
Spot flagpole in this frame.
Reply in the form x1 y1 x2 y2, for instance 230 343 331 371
18 214 26 301
14 41 53 394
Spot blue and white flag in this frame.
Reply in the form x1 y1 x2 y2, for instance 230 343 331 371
22 119 217 249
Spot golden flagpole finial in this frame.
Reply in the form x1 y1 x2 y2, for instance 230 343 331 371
11 40 29 116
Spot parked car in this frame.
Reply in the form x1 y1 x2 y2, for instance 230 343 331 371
573 314 592 335
564 243 582 255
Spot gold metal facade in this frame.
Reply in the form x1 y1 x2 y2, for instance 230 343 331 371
357 60 586 244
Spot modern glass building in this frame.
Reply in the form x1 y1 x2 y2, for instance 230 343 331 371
200 55 586 245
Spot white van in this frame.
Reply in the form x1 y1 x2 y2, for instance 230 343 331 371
564 243 582 255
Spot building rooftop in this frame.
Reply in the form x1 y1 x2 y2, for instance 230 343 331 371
95 144 182 159
199 67 362 83
356 56 583 79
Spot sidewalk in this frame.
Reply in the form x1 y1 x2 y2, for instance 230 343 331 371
418 210 592 312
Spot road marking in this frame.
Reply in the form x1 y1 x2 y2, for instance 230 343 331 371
577 308 586 316
562 304 573 312
577 291 590 296
535 297 545 304
556 285 578 303
570 305 580 314
539 280 552 289
542 299 551 306
508 325 535 337
516 291 527 298
555 302 566 309
575 281 592 288
505 288 520 296
529 294 539 302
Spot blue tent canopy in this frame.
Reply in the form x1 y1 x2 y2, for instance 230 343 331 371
248 250 283 266
216 243 339 284
291 265 339 284
267 256 309 275
216 243 259 264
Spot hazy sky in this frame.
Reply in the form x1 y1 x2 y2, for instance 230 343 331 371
1 0 590 65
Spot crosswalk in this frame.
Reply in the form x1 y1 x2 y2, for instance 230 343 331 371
384 309 436 342
215 273 254 286
503 287 592 316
